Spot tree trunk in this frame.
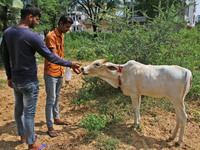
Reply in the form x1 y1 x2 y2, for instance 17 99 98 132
92 24 97 38
52 14 57 30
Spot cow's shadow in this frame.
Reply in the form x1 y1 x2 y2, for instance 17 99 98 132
102 123 173 149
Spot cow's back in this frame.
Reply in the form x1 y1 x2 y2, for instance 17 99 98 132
122 63 191 99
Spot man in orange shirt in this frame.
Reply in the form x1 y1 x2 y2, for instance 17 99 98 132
44 15 75 137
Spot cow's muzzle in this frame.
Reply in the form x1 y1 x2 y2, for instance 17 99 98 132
81 68 88 75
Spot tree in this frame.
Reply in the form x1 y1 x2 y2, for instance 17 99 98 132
35 0 63 37
0 0 23 35
134 0 185 19
21 0 70 37
70 0 121 37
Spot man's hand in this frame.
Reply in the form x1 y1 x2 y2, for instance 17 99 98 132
8 79 12 88
71 61 81 74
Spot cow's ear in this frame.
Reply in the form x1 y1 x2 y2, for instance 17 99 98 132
106 65 118 71
102 59 107 64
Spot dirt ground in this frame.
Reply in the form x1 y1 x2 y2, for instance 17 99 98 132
0 62 200 150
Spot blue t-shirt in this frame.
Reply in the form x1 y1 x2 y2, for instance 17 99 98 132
1 25 72 84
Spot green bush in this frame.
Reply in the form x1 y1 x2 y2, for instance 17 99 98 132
64 31 96 60
193 109 200 122
97 135 120 150
189 72 200 100
0 79 7 88
79 113 109 133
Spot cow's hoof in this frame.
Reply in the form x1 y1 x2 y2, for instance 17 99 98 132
175 142 180 147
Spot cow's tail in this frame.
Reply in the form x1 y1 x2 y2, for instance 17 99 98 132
182 69 192 101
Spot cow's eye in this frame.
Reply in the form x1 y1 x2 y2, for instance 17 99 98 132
95 63 100 67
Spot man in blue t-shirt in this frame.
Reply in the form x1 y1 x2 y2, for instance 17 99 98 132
1 4 81 150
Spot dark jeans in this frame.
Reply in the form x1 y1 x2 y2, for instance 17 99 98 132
12 81 39 144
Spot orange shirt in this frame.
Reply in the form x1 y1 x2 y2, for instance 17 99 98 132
44 28 65 77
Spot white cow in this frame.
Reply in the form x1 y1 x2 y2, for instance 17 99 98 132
81 59 192 146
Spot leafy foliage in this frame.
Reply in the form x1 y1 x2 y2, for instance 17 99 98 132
70 0 121 37
0 0 70 37
29 0 70 36
135 0 186 19
192 109 200 122
79 113 109 133
97 135 120 150
0 0 22 35
0 79 7 88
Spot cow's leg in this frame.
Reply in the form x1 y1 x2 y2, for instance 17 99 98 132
169 99 187 146
176 101 187 146
168 111 180 141
130 94 141 124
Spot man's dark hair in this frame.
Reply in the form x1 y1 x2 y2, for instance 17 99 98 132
21 4 41 19
58 15 73 25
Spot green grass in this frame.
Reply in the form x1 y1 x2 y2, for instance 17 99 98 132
193 109 200 122
0 79 7 88
97 134 120 150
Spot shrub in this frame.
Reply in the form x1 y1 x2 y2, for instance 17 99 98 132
79 113 109 133
0 79 7 88
193 109 200 122
97 135 120 150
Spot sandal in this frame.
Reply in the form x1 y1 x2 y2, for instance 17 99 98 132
37 144 51 150
19 134 40 144
35 134 40 139
54 120 70 125
47 130 58 138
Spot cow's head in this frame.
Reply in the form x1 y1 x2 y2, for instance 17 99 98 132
81 59 120 88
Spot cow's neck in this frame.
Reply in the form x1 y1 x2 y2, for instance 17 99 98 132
100 76 119 88
99 67 124 89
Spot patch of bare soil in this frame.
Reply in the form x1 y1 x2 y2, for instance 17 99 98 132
0 62 200 150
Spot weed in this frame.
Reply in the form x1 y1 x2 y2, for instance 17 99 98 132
37 78 43 87
0 79 7 88
97 134 120 150
71 99 85 106
140 97 175 115
131 124 143 132
75 88 93 106
136 124 143 132
79 113 109 133
150 111 157 117
193 109 200 122
0 79 7 83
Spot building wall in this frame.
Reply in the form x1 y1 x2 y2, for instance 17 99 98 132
185 0 196 27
